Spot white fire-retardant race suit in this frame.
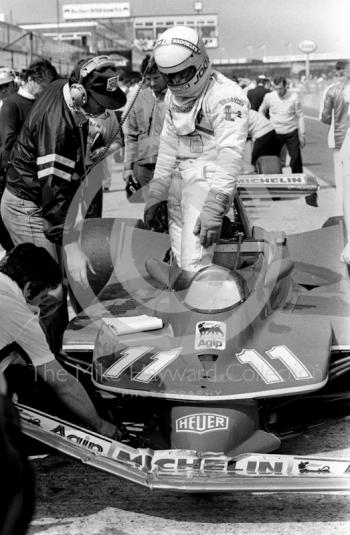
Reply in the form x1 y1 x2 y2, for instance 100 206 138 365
146 70 249 273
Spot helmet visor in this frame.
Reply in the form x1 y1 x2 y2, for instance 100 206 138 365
164 66 196 87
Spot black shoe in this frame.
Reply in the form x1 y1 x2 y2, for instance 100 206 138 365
171 269 194 291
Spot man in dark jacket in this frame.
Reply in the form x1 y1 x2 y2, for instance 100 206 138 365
0 59 58 252
0 68 18 252
0 56 126 351
0 60 58 179
247 74 271 111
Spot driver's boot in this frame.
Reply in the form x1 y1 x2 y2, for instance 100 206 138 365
145 258 171 288
170 268 194 291
145 257 194 291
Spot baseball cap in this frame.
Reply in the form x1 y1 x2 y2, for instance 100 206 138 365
84 65 127 110
257 74 269 81
335 59 350 71
0 67 15 86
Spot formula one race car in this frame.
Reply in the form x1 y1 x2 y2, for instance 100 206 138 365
15 172 350 492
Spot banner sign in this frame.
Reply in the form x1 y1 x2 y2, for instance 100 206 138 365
63 3 130 20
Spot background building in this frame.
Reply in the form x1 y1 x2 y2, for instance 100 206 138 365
0 1 347 78
0 21 83 73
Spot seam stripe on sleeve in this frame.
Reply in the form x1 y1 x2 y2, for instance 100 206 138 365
37 167 72 181
37 154 75 168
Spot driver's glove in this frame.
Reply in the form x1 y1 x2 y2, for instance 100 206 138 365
193 190 230 248
123 168 134 183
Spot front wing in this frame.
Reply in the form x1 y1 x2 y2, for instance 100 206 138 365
18 403 350 492
237 173 318 199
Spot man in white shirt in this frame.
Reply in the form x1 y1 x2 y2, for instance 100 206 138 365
259 76 305 173
320 59 350 205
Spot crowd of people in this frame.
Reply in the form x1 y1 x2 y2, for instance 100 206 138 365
0 26 349 534
0 55 126 535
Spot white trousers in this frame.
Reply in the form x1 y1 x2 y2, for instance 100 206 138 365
167 166 216 273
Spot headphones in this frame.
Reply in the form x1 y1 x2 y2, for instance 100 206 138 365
70 55 117 107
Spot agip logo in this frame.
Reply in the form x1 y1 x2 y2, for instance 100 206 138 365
176 413 229 434
195 321 226 350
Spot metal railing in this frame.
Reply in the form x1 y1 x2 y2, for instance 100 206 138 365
0 21 84 75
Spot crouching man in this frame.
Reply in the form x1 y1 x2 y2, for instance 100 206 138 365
0 243 121 439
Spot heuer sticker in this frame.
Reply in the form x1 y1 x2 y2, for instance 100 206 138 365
195 321 226 350
176 413 229 434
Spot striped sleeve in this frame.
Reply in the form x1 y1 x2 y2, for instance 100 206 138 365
37 153 76 181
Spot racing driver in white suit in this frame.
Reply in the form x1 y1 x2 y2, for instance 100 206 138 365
144 26 249 287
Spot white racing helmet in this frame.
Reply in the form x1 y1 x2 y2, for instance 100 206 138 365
153 26 211 98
